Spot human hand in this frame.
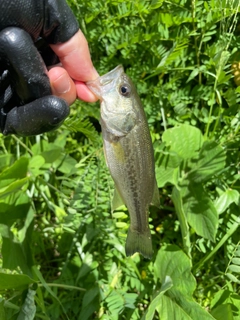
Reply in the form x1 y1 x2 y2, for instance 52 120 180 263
0 0 98 136
49 29 98 105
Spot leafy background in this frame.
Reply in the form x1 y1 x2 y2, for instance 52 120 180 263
0 0 240 319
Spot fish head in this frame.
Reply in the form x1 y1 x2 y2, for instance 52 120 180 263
86 66 140 136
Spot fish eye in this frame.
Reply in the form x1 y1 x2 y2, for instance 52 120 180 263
119 84 131 97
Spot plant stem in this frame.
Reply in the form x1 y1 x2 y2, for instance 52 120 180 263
38 283 86 292
192 217 240 274
12 135 33 156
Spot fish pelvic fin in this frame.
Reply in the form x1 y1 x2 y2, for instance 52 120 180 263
125 228 153 259
151 179 160 208
111 186 124 212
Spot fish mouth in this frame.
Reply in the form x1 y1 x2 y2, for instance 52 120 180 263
86 65 124 99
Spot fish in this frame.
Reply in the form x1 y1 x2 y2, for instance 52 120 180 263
86 65 159 259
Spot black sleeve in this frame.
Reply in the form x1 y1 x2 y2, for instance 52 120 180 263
43 0 79 43
0 0 79 43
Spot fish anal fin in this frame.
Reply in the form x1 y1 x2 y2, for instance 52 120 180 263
111 186 125 212
125 228 153 259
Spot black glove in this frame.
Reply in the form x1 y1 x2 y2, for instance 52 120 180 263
0 0 79 136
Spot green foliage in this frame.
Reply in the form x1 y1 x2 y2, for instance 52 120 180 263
151 245 215 320
0 0 240 319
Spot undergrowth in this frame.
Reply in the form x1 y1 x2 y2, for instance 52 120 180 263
0 0 240 319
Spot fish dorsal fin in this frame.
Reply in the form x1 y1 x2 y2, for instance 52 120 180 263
151 180 160 208
111 186 125 212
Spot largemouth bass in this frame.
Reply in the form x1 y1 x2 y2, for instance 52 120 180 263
87 65 159 259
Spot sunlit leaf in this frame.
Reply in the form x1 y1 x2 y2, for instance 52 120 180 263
214 189 239 215
143 276 173 320
0 178 29 199
28 155 45 176
171 186 191 256
188 141 226 183
226 273 240 284
162 125 203 160
211 304 233 320
0 273 36 290
228 265 240 273
182 183 218 242
153 245 215 319
155 150 180 187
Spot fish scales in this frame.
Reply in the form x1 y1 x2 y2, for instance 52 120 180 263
87 66 159 259
104 120 155 232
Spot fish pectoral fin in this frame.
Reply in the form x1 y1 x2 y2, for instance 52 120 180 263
151 179 160 208
111 186 125 212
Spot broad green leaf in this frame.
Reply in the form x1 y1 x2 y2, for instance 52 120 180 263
77 253 99 280
155 294 193 320
172 186 191 256
0 273 36 290
41 146 62 163
17 289 36 320
211 304 233 320
182 183 218 242
188 141 226 183
155 151 180 187
154 245 195 295
55 155 78 174
18 206 35 243
0 195 31 224
143 276 173 320
53 130 69 148
0 178 29 199
155 294 215 320
0 224 10 238
2 226 33 274
28 155 45 176
162 125 203 160
0 157 28 188
211 290 240 319
153 245 215 320
78 287 100 320
214 189 239 215
0 154 13 173
0 300 6 320
210 289 232 308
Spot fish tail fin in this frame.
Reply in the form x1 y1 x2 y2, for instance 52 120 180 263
125 228 153 259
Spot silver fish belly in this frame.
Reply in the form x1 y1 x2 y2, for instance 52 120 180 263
87 65 159 259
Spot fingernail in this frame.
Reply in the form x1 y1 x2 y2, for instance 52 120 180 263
92 66 99 78
53 75 71 94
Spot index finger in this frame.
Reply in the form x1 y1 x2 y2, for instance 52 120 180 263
50 29 99 101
